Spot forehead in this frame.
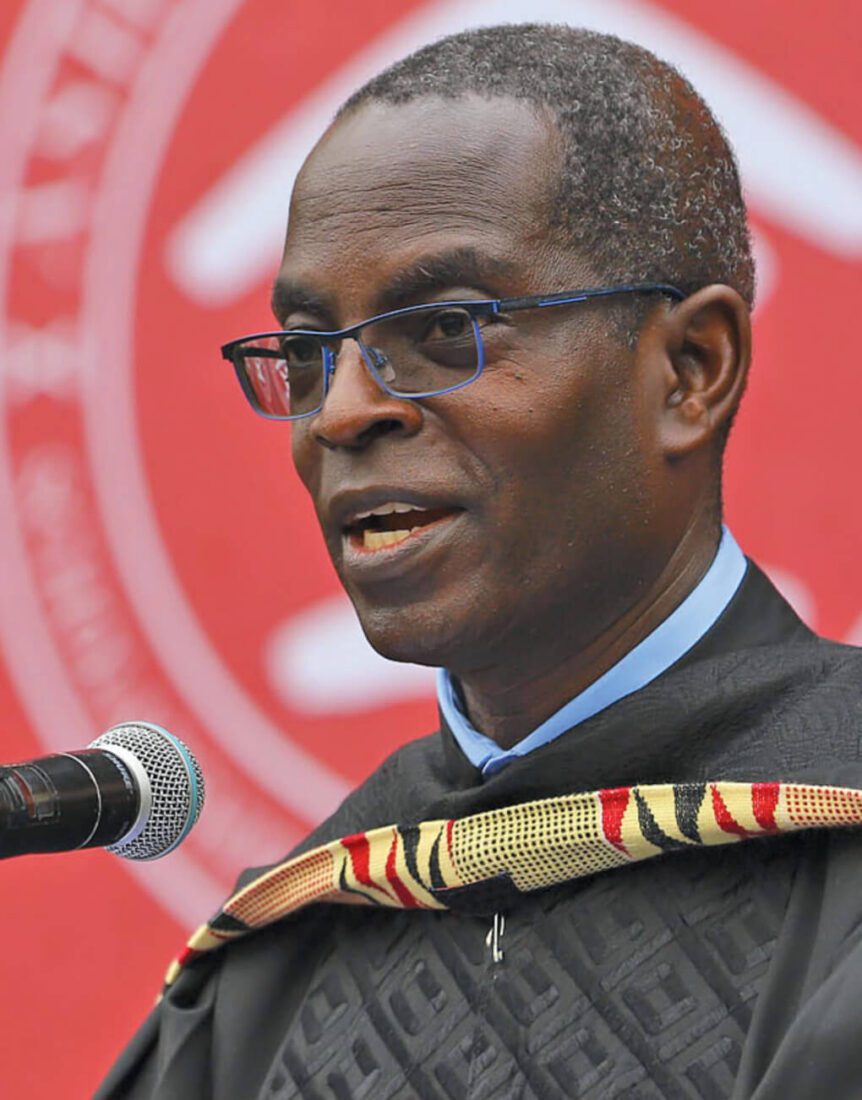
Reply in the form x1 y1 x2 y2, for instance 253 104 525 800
277 96 568 319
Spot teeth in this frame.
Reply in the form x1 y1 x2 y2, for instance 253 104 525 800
353 502 429 522
364 529 412 549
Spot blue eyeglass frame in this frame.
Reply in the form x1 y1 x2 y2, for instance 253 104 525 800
220 281 686 421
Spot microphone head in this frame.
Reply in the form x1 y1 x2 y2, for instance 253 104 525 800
90 722 205 861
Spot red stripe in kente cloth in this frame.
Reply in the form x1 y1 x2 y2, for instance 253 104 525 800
385 831 422 908
176 945 201 969
599 786 631 853
711 784 752 837
340 832 392 898
751 782 780 831
446 819 454 857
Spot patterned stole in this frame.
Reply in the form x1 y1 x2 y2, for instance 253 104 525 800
164 780 862 990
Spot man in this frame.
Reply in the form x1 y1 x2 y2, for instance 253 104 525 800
99 24 862 1100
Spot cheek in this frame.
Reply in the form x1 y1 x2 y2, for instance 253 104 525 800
471 352 593 463
489 378 642 533
290 424 318 494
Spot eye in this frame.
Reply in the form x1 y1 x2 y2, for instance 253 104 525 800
280 333 323 368
421 308 474 342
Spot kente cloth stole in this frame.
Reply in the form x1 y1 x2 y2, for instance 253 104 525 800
164 780 862 990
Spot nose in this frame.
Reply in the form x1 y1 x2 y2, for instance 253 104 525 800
311 339 422 450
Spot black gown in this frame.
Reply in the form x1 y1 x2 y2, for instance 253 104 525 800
97 563 862 1100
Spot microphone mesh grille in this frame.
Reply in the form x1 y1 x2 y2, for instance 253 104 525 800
91 723 205 860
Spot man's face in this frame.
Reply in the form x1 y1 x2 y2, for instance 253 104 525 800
279 96 671 676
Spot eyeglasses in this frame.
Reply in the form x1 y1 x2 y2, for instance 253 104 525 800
220 281 685 421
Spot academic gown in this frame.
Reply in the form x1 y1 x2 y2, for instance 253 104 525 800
96 562 862 1100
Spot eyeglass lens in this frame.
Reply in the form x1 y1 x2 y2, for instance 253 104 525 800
231 306 482 419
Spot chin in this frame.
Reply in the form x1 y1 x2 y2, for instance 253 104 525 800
354 604 462 669
358 620 442 668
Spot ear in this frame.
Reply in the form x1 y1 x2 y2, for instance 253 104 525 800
644 284 752 459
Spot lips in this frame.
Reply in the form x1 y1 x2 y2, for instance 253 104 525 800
327 488 465 560
345 502 459 550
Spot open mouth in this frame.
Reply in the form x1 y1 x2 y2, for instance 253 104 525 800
344 503 460 551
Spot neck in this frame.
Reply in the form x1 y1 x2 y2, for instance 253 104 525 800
454 519 721 750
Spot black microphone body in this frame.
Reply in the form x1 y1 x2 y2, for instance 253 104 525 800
0 722 204 861
0 749 139 859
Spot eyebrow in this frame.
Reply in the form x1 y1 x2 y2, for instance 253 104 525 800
375 247 517 312
270 282 336 327
270 247 517 329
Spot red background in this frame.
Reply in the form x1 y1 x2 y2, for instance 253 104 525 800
0 2 860 1096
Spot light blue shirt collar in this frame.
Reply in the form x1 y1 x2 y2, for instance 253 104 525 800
437 526 747 778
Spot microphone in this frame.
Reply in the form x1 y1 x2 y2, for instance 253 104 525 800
0 722 205 861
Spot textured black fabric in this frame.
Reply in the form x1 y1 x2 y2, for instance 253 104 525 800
255 841 799 1099
96 562 862 1100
